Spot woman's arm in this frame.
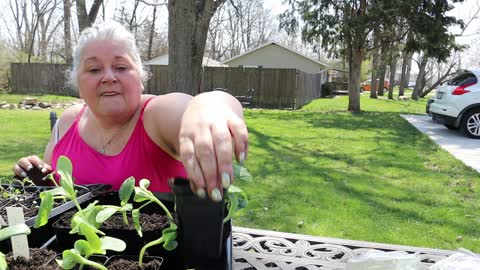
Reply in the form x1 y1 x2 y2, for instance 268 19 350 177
144 91 248 201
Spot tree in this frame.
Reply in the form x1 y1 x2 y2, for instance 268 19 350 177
280 0 389 112
280 0 464 111
63 0 72 64
168 0 226 94
76 0 103 32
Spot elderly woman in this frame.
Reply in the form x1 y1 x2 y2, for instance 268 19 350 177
13 22 248 202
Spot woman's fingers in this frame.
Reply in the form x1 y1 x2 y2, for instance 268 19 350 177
194 129 222 202
14 155 53 182
212 123 233 188
13 164 27 178
228 116 249 165
179 136 207 199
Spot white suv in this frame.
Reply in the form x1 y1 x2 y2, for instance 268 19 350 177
429 69 480 139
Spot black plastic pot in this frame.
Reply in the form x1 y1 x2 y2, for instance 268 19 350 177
172 178 231 270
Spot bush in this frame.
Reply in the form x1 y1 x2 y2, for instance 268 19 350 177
321 82 335 97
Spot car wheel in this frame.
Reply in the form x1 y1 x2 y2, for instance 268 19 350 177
443 124 458 130
461 108 480 139
383 87 388 92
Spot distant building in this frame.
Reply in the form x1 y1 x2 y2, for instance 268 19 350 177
222 42 330 74
145 53 226 67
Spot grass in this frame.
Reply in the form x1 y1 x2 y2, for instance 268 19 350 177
0 93 78 104
0 93 478 252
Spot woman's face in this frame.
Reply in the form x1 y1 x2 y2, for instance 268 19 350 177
77 40 143 117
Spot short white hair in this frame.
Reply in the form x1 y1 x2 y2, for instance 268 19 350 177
67 21 150 88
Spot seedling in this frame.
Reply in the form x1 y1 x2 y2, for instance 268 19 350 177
0 223 31 270
224 163 253 223
35 156 127 270
117 178 177 266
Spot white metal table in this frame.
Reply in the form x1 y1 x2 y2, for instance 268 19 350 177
231 226 455 270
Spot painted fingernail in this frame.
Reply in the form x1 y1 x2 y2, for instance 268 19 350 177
20 172 27 178
239 152 245 165
26 165 33 171
196 188 206 199
37 164 43 170
211 188 222 202
41 168 47 174
222 172 230 188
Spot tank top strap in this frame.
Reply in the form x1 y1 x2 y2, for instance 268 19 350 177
75 104 87 123
140 97 155 120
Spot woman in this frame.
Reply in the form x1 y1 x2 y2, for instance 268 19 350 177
12 22 248 202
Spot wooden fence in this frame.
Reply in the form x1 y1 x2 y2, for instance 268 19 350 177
10 63 329 109
10 63 77 96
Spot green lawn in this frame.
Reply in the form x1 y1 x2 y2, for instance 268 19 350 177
0 93 78 104
0 93 478 252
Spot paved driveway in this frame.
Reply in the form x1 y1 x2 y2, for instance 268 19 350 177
401 114 480 173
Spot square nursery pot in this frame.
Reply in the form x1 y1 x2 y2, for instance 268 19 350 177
5 248 59 270
105 255 163 269
51 190 183 269
0 183 109 253
172 178 232 270
50 179 232 270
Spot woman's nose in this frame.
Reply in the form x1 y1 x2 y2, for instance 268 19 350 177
101 68 118 83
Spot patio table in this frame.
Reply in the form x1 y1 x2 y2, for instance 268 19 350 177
231 226 455 270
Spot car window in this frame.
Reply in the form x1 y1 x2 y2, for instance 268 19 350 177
448 72 477 86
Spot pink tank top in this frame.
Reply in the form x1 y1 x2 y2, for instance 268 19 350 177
51 98 187 192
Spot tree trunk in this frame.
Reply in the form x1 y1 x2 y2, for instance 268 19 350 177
419 62 456 98
398 52 409 96
76 0 103 32
412 56 428 100
388 56 397 99
404 53 412 88
147 6 157 60
63 0 72 64
377 54 387 96
168 0 225 95
348 45 364 112
370 45 379 99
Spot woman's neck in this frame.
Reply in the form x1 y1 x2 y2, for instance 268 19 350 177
88 105 139 131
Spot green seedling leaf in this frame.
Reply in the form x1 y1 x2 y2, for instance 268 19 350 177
119 177 135 206
0 223 30 241
96 206 120 223
224 184 249 223
74 240 92 257
57 156 76 200
120 203 133 212
58 249 107 270
100 236 126 252
0 252 6 270
34 191 53 228
132 209 142 237
57 249 78 269
139 179 150 189
78 222 103 253
233 163 252 182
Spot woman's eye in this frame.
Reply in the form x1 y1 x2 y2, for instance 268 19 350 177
115 66 128 71
88 68 100 73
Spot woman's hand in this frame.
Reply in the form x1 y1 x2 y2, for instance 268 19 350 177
13 155 53 184
179 91 248 202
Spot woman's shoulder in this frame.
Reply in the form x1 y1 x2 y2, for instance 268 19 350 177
142 93 192 112
57 103 84 134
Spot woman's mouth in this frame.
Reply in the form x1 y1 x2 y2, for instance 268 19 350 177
101 91 120 96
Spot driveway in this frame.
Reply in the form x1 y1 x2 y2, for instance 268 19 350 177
401 114 480 173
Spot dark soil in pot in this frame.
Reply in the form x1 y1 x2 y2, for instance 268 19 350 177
106 255 163 270
53 211 170 255
5 248 59 270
